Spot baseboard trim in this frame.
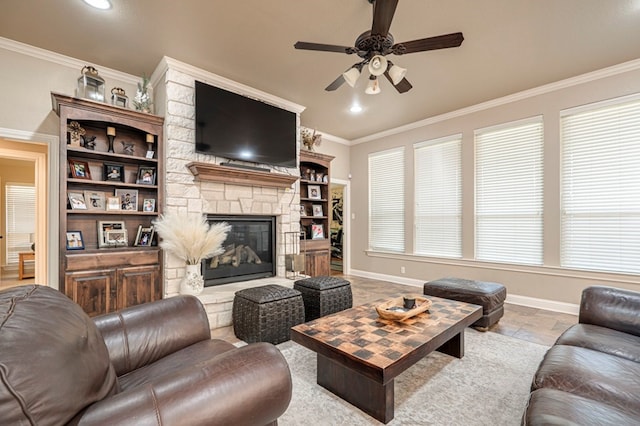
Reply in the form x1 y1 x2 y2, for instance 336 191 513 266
348 269 580 315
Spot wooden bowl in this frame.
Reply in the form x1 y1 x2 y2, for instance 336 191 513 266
375 296 432 321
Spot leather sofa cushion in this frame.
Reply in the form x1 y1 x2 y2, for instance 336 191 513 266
524 388 640 426
532 344 640 417
0 285 117 425
118 338 235 390
556 323 640 363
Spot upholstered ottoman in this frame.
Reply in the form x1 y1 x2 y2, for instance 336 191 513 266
233 284 305 344
423 277 506 330
294 276 353 321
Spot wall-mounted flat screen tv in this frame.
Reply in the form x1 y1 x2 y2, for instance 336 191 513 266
195 80 297 168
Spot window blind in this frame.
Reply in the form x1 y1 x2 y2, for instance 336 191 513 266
475 118 543 265
561 96 640 274
414 135 462 258
5 183 36 264
369 147 405 253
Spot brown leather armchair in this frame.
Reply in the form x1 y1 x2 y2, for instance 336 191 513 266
523 285 640 425
0 285 292 425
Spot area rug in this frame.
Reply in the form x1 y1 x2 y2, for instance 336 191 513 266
277 329 548 425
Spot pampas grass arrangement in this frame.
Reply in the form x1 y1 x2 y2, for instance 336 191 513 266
153 212 230 265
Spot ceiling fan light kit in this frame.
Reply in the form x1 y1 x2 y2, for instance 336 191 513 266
294 0 463 95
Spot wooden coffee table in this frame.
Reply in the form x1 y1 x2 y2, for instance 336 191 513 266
291 296 482 423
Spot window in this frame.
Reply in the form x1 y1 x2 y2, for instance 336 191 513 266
561 95 640 274
475 117 543 265
5 183 36 264
414 135 462 257
369 147 405 253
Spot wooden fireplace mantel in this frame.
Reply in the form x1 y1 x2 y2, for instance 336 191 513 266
187 162 298 189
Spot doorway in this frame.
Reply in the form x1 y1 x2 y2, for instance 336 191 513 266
0 138 49 289
329 183 345 274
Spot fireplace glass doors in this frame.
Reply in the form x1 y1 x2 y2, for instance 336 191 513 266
202 215 275 286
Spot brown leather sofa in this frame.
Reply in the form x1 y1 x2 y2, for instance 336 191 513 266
523 285 640 425
0 285 292 425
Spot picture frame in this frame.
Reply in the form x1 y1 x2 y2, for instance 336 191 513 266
65 231 85 250
103 162 125 182
134 225 154 247
136 166 156 185
300 204 308 216
312 204 324 217
98 221 126 248
106 196 121 211
311 223 325 239
84 190 105 210
68 191 87 210
142 198 156 212
104 229 128 247
307 185 322 200
69 159 91 180
115 189 138 211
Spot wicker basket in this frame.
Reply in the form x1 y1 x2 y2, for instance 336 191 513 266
375 295 432 321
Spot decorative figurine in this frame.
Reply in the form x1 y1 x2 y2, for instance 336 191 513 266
83 135 97 150
121 141 135 155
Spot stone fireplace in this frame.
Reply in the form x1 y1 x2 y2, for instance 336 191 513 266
203 215 276 286
157 58 305 329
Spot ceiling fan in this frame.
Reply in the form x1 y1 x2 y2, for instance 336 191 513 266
294 0 464 94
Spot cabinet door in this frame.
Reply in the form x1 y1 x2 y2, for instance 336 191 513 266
65 269 117 317
116 265 161 310
305 250 330 277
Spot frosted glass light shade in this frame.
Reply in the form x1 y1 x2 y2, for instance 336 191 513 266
389 64 407 85
343 67 361 87
368 55 388 76
365 78 381 95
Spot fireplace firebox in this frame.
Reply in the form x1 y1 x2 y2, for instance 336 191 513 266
202 215 276 286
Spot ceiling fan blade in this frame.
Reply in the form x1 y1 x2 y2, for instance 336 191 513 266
383 71 412 93
392 32 464 55
325 75 346 91
294 41 355 54
371 0 399 37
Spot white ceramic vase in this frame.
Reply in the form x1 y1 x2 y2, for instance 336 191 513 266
180 264 204 295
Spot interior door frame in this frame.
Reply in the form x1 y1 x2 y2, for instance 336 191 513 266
0 128 59 288
330 177 350 274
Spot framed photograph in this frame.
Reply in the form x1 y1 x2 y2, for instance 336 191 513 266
84 191 105 210
106 196 121 211
136 166 156 185
312 204 324 217
65 231 85 250
142 198 156 212
104 229 128 247
103 162 125 182
311 223 325 239
115 189 138 211
68 191 87 210
69 159 91 180
134 225 155 246
307 185 321 200
98 221 126 248
300 204 308 216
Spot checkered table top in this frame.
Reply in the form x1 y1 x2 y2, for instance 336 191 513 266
291 296 481 370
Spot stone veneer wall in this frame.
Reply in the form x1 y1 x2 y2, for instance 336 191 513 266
161 66 301 298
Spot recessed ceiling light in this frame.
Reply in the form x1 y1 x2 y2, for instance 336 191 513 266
350 104 362 114
83 0 112 10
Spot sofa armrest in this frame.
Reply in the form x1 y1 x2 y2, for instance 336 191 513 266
579 285 640 337
76 343 292 426
93 295 211 376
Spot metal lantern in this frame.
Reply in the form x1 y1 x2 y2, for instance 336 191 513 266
77 65 105 102
110 87 128 108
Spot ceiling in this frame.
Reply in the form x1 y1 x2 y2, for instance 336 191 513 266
1 1 640 141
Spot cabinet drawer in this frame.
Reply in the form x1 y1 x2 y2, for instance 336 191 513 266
66 249 160 271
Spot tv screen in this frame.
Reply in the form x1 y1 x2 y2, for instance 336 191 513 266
195 81 297 168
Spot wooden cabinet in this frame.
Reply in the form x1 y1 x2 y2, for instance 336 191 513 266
299 151 334 277
53 93 164 316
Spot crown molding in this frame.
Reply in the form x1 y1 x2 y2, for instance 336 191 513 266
0 36 140 85
351 57 640 145
153 56 306 114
